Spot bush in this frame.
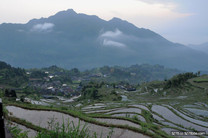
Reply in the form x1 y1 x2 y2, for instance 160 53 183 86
132 115 139 121
110 90 117 95
61 106 68 110
141 110 154 123
164 72 197 89
9 125 28 138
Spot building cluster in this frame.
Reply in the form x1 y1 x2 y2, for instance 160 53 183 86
28 74 80 96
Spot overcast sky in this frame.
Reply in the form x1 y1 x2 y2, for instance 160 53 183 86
0 0 207 45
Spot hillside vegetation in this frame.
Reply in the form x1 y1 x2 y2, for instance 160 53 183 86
0 61 28 87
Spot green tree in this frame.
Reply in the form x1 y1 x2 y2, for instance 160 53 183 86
5 89 17 98
91 87 98 99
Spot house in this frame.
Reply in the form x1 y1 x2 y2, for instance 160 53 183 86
48 75 54 79
62 84 67 87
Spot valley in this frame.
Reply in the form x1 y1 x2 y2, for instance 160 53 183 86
0 61 208 138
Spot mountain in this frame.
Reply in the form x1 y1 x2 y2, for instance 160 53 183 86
187 42 208 54
0 9 208 71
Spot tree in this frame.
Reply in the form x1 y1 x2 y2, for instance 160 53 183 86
4 89 17 98
10 90 17 97
164 72 197 89
70 68 80 76
20 95 25 102
4 89 9 97
91 87 98 99
30 71 47 78
112 83 116 89
197 71 201 76
111 90 117 95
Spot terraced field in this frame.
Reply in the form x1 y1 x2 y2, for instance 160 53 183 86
6 100 208 138
4 75 208 137
6 105 150 138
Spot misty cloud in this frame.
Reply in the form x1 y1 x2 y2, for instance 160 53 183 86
100 29 123 38
31 23 54 32
103 39 126 48
99 29 127 48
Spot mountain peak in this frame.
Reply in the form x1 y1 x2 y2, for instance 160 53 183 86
55 9 77 16
27 9 77 24
65 9 77 14
108 17 136 29
109 17 124 22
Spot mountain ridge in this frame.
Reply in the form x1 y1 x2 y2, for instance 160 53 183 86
0 9 208 71
187 42 208 54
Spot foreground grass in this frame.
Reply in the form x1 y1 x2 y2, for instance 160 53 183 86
36 119 93 138
7 116 103 138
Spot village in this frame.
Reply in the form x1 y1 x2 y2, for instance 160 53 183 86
27 68 137 98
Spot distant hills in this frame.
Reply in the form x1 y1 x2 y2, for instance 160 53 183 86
187 42 208 54
0 60 182 86
37 63 182 84
1 9 208 71
87 64 182 84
